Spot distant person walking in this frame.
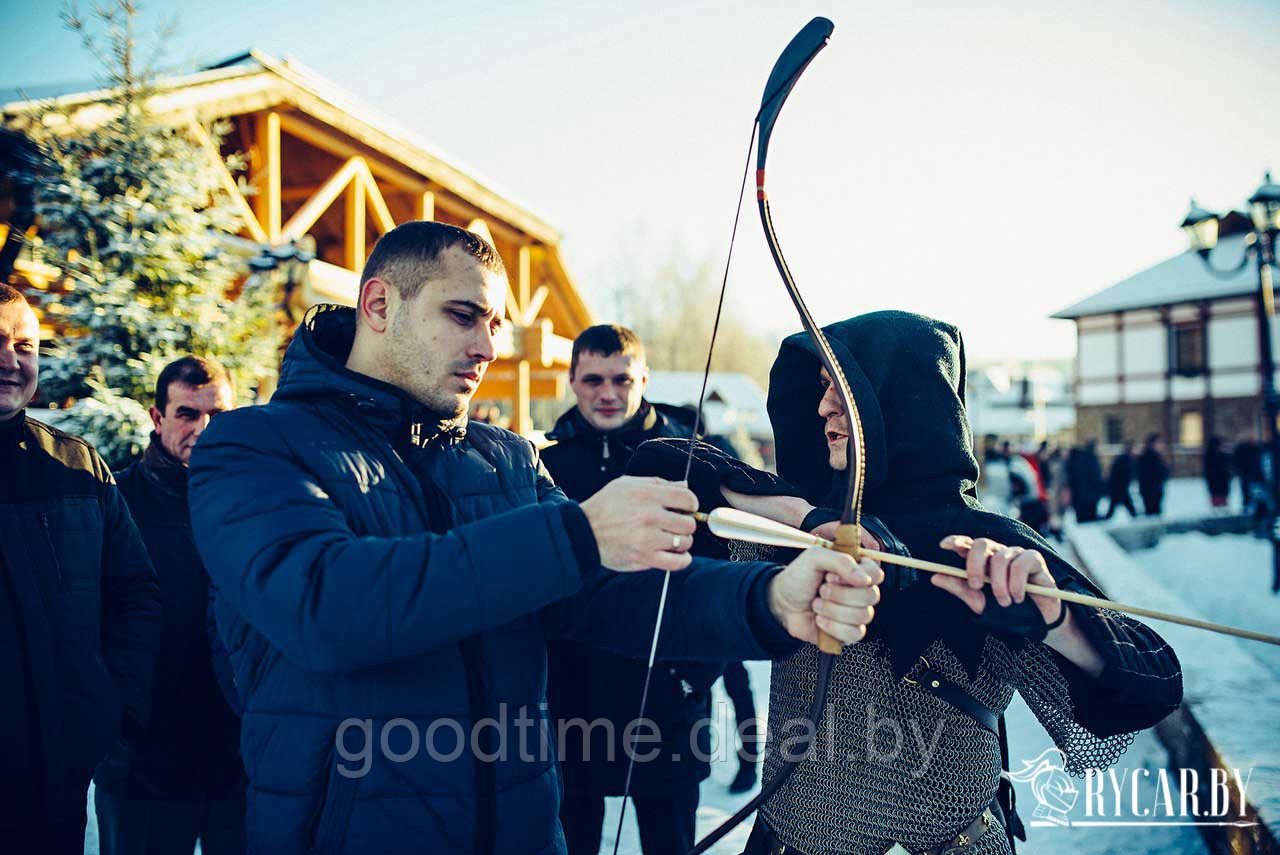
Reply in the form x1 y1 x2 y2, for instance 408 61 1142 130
1068 439 1104 522
1045 447 1068 540
1103 441 1137 519
1205 436 1232 509
1138 434 1170 516
1010 450 1049 533
1233 434 1263 513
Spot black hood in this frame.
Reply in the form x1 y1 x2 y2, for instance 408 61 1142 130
769 310 976 513
274 304 466 445
768 310 1100 676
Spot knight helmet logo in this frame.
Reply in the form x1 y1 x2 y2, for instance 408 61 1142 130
1006 747 1078 826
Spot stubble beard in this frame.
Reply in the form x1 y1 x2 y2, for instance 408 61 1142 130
829 438 849 472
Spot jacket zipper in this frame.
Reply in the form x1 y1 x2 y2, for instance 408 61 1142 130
600 437 610 472
40 511 65 590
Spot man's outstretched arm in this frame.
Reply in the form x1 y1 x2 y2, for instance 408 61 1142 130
189 410 715 675
189 410 595 674
548 546 882 662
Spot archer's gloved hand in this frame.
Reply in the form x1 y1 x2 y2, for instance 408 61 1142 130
627 437 802 514
935 535 1067 643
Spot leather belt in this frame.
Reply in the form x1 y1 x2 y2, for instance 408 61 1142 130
903 657 999 735
914 806 998 855
747 805 998 855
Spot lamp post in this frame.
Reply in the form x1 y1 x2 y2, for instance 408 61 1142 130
1182 173 1280 592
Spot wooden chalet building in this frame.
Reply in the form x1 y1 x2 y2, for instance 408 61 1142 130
1053 219 1273 475
1 50 592 434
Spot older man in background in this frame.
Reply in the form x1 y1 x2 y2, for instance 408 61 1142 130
95 355 246 855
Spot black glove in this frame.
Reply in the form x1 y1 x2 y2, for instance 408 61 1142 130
626 437 804 513
975 589 1065 642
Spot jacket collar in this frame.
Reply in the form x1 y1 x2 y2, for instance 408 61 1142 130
546 400 660 444
139 433 189 498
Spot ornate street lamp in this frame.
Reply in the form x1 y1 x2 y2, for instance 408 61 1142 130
1182 173 1280 591
248 236 317 323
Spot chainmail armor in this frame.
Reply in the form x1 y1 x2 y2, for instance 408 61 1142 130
729 541 1138 855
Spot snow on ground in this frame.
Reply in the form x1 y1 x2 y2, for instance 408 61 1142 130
1128 531 1280 682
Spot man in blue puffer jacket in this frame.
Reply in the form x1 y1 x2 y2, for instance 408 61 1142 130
188 222 884 854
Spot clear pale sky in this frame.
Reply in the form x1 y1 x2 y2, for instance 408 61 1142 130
4 0 1278 361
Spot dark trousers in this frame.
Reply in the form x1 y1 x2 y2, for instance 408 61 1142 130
2 809 86 855
94 784 247 855
1141 491 1163 516
560 780 699 855
1073 498 1099 523
1103 491 1136 519
722 662 759 765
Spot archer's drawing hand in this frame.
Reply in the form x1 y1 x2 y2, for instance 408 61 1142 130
935 535 1062 626
580 476 697 572
809 521 883 551
720 487 814 530
769 547 883 646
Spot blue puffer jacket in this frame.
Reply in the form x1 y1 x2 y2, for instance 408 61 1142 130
188 306 796 854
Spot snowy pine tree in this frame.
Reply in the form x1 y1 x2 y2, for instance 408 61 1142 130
22 1 282 465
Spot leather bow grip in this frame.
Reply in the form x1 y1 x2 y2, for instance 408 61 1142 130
816 522 862 654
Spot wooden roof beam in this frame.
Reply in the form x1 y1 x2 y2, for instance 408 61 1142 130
277 113 537 249
345 177 365 271
187 121 268 243
253 112 282 242
355 161 396 235
280 156 362 244
277 112 426 195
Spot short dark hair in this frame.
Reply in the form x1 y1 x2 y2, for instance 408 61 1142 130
570 325 645 377
0 283 28 305
359 221 506 302
155 355 233 413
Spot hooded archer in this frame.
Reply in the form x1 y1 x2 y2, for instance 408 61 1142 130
631 310 1182 855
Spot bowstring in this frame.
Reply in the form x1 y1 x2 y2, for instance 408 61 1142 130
609 121 759 855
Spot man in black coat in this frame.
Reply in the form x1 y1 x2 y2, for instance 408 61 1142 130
1068 440 1104 522
1232 435 1263 513
1138 433 1170 516
1103 440 1137 519
541 325 721 854
0 284 161 854
94 355 246 855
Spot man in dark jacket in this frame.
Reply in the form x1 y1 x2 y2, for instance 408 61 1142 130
542 325 723 854
1205 436 1233 508
1233 434 1263 513
1138 433 1170 516
94 355 246 855
187 222 883 855
1102 440 1137 519
1067 439 1104 522
0 284 161 854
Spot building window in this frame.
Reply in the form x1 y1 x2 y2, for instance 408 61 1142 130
1179 410 1204 448
1172 323 1205 376
1104 414 1124 445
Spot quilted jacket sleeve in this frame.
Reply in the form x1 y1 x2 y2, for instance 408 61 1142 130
188 408 596 674
95 452 161 732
